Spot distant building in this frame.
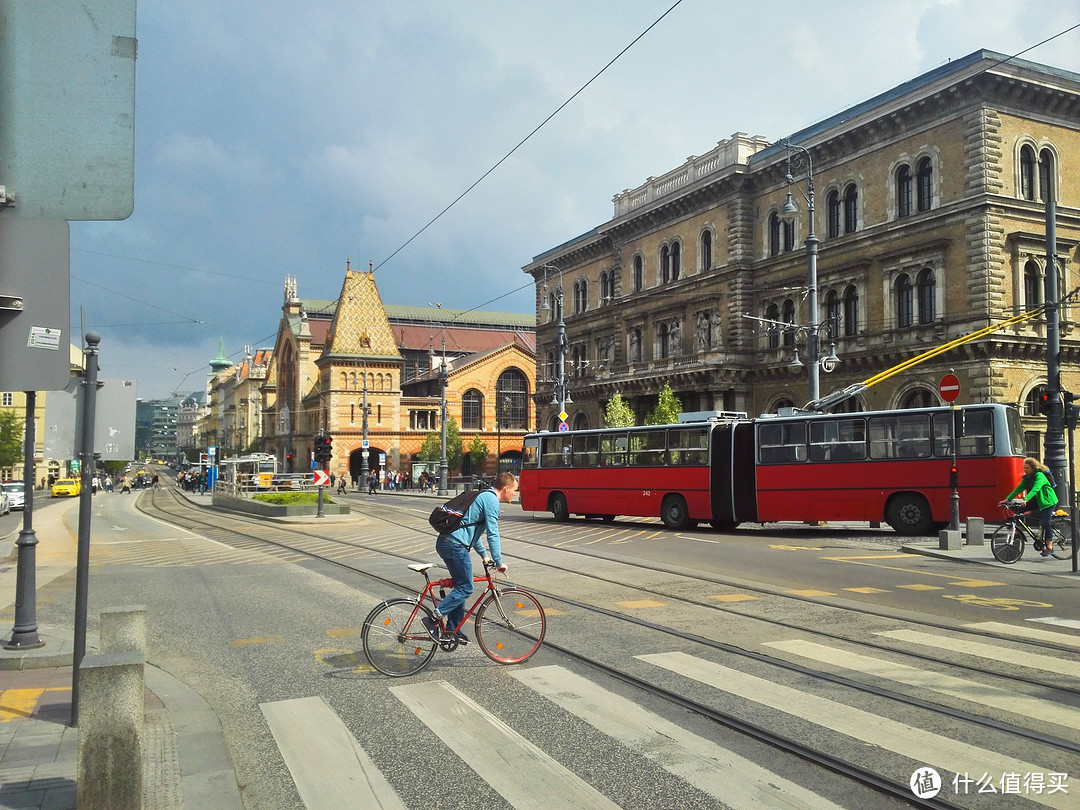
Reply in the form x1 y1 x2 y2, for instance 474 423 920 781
135 395 182 460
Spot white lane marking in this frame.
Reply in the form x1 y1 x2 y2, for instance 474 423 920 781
1028 617 1080 632
390 680 620 810
512 664 843 810
764 639 1080 731
638 651 1069 809
965 620 1080 647
877 629 1078 678
260 696 406 809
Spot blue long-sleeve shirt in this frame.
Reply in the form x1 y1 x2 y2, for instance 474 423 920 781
442 489 503 565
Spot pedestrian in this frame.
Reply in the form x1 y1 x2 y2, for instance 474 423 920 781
368 472 378 495
337 475 347 495
91 474 100 495
329 472 336 488
105 474 113 493
421 472 518 645
999 457 1059 556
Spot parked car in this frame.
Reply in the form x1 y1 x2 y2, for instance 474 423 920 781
0 489 8 515
2 481 25 510
50 478 81 498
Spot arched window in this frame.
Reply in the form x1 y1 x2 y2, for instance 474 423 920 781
917 268 936 324
843 285 859 336
600 271 610 304
895 273 913 328
546 350 556 382
700 230 712 272
900 389 936 409
573 279 588 314
1020 145 1036 201
773 397 796 412
781 299 795 347
671 241 681 281
826 190 840 238
916 157 933 212
1039 148 1055 203
765 303 780 349
825 290 841 338
462 389 483 430
1025 259 1042 309
633 255 643 292
659 322 670 358
768 213 781 256
783 218 795 252
661 245 671 283
896 164 912 218
496 368 529 429
1024 385 1047 417
572 412 590 431
843 183 858 233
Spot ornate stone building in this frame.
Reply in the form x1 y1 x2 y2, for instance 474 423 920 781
261 264 535 480
526 50 1080 457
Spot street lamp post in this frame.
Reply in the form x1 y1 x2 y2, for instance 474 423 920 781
359 362 369 489
780 140 820 403
538 264 570 425
437 332 449 495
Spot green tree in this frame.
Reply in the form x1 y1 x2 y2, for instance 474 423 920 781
0 411 24 470
468 436 488 474
644 382 682 426
418 418 464 472
604 393 636 427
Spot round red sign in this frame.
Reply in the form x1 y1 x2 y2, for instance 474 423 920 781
939 373 960 403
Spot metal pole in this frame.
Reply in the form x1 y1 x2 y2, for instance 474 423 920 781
806 183 819 403
72 331 101 726
359 367 369 487
438 335 449 496
949 405 960 531
1043 188 1067 503
556 287 567 419
5 391 43 650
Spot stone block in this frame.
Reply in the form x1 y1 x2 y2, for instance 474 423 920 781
77 651 145 810
100 606 146 654
965 517 985 546
938 529 962 550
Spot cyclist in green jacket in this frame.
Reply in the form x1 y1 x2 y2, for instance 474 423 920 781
1000 457 1059 556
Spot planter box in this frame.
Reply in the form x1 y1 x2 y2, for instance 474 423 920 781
211 492 351 517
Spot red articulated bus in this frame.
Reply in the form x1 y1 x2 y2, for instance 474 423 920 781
520 404 1026 535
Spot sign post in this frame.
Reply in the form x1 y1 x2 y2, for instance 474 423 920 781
940 374 961 531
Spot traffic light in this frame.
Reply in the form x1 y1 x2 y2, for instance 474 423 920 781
949 465 958 489
1064 391 1078 431
322 435 333 462
1038 391 1054 415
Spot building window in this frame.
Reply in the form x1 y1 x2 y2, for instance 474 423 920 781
826 291 841 338
900 388 936 409
917 267 936 324
462 389 483 430
1039 148 1055 203
1024 259 1041 309
826 190 840 238
496 368 529 429
573 279 588 314
765 303 780 349
843 183 858 233
1020 145 1036 201
671 241 681 281
895 273 913 328
781 299 795 347
1025 385 1047 418
600 271 611 305
572 412 590 431
700 229 712 272
661 245 671 283
916 157 933 212
658 323 670 358
769 213 781 257
1 392 12 407
633 255 643 292
843 285 859 336
783 218 795 251
896 164 912 218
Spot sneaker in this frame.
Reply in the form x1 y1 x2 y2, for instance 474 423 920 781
1041 546 1054 557
454 630 470 646
420 615 443 642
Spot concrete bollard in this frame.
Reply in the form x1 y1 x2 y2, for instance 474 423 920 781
77 651 145 810
938 528 962 550
965 517 985 546
100 605 146 654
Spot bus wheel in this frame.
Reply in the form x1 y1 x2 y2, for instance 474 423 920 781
886 494 934 536
710 520 741 531
601 515 615 523
551 492 570 522
661 495 691 530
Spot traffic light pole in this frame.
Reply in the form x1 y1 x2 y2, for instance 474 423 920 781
1043 191 1068 507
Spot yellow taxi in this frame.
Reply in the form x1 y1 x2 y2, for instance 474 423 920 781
50 478 81 498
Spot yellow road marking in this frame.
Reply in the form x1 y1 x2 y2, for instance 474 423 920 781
948 579 1003 588
708 594 758 603
616 599 665 609
313 647 373 673
786 589 836 597
770 544 824 551
844 587 889 594
229 634 284 647
325 627 360 638
896 584 944 590
821 554 1004 585
0 688 69 722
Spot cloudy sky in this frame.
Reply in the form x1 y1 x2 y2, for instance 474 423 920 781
67 0 1080 399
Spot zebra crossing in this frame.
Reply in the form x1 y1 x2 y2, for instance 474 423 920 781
261 621 1076 809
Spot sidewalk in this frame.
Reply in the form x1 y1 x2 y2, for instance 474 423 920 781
0 494 243 810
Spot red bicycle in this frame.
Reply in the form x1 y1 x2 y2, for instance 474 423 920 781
361 560 546 677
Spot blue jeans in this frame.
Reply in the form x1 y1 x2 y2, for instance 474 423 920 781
1022 502 1053 544
435 537 473 631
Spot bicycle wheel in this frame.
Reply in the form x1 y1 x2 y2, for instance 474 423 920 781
1049 516 1073 560
474 588 546 665
362 598 438 677
990 523 1024 564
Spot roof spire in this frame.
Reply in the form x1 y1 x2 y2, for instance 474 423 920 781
209 336 231 372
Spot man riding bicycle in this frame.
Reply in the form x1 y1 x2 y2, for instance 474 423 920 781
422 472 518 645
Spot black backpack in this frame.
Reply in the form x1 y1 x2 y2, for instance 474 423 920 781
428 489 485 534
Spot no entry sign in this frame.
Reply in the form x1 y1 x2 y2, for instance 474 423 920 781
939 373 960 403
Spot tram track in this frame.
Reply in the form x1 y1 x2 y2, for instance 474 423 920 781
140 488 1078 808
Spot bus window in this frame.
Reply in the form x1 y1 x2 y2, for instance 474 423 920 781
757 422 807 464
934 408 994 457
522 437 539 468
809 418 866 461
869 413 931 459
629 430 666 466
572 433 599 467
541 435 572 467
668 427 708 465
599 433 627 466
